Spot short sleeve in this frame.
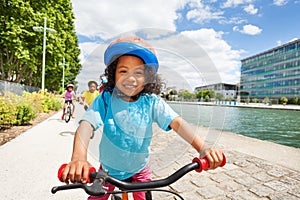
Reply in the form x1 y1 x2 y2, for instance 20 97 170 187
152 96 179 131
79 92 109 130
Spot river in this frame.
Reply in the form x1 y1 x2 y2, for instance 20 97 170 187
168 102 300 148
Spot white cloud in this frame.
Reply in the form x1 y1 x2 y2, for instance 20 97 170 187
244 4 258 14
71 0 244 91
273 0 288 6
186 2 223 24
233 24 262 35
219 17 247 24
180 29 243 84
222 0 253 8
71 0 184 39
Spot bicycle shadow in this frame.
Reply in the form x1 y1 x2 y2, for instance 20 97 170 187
59 131 75 136
48 118 63 122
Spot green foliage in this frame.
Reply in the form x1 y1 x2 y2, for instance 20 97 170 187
225 97 232 102
263 96 269 103
280 96 288 104
288 96 299 105
246 96 250 104
215 93 224 101
252 98 259 103
0 91 62 126
178 90 196 100
196 90 216 100
0 97 17 125
15 101 36 125
204 95 210 102
0 0 81 91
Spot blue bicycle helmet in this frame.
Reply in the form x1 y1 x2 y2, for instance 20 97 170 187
104 36 159 72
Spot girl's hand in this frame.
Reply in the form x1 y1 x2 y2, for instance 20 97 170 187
200 148 224 170
61 160 93 184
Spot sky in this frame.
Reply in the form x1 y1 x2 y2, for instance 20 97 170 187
70 0 300 92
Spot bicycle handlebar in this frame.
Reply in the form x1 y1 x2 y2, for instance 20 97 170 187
52 154 226 196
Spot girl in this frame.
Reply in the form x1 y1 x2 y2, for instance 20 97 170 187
61 36 224 200
62 83 76 119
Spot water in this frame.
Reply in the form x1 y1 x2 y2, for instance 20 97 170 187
168 103 300 148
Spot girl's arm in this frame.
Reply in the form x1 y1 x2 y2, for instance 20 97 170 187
169 116 223 169
61 120 94 183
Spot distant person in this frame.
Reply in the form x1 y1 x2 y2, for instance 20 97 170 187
80 80 99 110
62 84 76 119
99 75 108 93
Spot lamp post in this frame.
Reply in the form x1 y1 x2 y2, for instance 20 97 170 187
59 57 69 92
33 17 57 91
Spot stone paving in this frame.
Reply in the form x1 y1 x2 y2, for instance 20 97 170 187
148 126 300 200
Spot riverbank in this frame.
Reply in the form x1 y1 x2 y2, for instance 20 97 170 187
168 101 300 111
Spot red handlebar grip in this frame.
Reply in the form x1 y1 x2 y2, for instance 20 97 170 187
58 164 68 182
193 153 226 173
57 163 96 183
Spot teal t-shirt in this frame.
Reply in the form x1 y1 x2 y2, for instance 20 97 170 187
81 91 179 180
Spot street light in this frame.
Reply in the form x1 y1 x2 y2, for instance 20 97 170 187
33 17 57 91
59 57 69 92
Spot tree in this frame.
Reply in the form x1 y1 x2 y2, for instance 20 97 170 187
196 90 215 101
280 96 288 105
178 90 196 101
0 0 81 91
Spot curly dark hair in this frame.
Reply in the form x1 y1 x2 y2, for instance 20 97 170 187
103 56 165 95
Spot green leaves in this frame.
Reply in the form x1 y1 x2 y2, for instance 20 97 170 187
0 0 81 91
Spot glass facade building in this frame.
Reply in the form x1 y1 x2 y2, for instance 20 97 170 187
240 39 300 99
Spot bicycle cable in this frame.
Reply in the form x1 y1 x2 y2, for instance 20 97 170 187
107 188 184 200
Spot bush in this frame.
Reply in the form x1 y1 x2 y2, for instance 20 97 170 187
15 101 36 125
0 91 62 126
0 96 17 126
280 96 288 105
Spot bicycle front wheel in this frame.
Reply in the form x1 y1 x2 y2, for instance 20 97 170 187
65 106 72 123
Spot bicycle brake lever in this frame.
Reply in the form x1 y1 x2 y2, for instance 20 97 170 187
84 170 109 196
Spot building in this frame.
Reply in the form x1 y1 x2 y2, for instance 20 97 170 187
240 39 300 99
195 83 238 100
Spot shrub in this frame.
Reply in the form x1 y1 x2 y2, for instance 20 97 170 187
0 96 17 126
15 101 36 125
0 91 62 126
280 96 288 105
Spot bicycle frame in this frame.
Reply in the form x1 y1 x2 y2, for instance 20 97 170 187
52 154 226 199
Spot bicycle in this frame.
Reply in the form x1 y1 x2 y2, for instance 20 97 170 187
64 101 73 123
52 154 226 199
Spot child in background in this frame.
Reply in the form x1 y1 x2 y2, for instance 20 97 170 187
62 83 76 119
99 75 108 93
80 80 99 110
61 36 224 200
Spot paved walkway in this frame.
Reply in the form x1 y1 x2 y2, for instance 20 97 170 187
0 103 299 200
